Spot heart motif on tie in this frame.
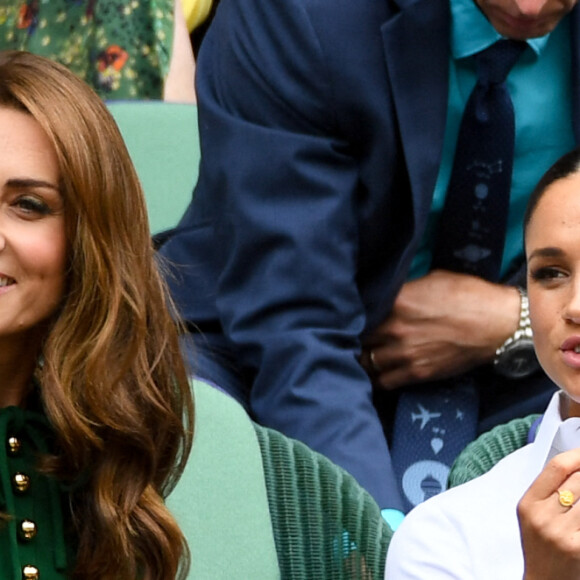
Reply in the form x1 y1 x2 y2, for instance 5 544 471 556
430 438 444 455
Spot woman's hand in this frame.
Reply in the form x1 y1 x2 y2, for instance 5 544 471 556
518 448 580 580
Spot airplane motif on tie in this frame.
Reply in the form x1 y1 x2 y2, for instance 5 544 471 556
411 404 441 430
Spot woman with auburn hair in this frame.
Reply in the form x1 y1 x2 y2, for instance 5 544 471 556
0 50 193 578
0 50 391 580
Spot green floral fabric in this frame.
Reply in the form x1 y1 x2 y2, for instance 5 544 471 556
0 0 174 100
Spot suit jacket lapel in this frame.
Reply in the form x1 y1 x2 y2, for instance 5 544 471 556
381 0 450 237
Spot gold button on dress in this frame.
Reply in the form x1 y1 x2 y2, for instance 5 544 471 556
22 564 39 579
12 472 31 494
8 436 22 456
19 519 37 541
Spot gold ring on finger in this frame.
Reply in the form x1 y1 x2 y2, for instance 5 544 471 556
558 489 575 508
370 350 381 372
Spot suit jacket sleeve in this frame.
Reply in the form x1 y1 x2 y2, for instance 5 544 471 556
183 0 403 509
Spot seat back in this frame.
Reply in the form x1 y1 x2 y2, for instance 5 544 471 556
254 423 392 579
448 414 540 488
107 101 200 235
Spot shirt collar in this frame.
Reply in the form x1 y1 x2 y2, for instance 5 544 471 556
534 391 580 467
450 0 550 59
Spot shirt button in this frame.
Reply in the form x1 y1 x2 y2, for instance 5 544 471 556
22 565 39 580
7 436 22 456
12 472 31 494
19 519 37 541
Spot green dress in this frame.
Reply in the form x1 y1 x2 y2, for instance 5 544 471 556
0 0 174 100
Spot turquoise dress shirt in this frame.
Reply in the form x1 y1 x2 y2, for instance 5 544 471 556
409 0 575 280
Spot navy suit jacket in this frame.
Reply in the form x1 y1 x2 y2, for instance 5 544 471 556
160 0 580 509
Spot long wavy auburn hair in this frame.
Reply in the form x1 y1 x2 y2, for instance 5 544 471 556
0 51 194 579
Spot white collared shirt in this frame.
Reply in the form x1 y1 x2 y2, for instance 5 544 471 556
385 391 574 579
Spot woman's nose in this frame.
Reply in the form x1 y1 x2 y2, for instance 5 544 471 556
564 279 580 324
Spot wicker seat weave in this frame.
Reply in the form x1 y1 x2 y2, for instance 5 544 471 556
254 423 392 580
448 414 540 488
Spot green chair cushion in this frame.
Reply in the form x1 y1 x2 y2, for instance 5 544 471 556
168 381 280 579
107 101 199 235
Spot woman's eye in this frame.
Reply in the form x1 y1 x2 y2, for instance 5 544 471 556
530 266 566 281
13 196 52 216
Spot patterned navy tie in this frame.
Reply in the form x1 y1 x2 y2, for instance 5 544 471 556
432 39 528 279
391 40 527 514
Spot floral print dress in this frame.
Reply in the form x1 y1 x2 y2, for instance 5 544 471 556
0 0 174 100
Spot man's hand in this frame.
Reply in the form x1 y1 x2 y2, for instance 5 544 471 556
362 270 521 389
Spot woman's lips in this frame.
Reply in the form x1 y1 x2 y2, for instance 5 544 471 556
561 337 580 368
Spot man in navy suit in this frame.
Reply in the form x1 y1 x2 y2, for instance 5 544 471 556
160 0 579 520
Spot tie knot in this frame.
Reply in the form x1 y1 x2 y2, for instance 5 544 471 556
476 39 527 85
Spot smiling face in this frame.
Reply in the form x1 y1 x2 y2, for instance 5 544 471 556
0 106 66 355
526 169 580 417
474 0 577 39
